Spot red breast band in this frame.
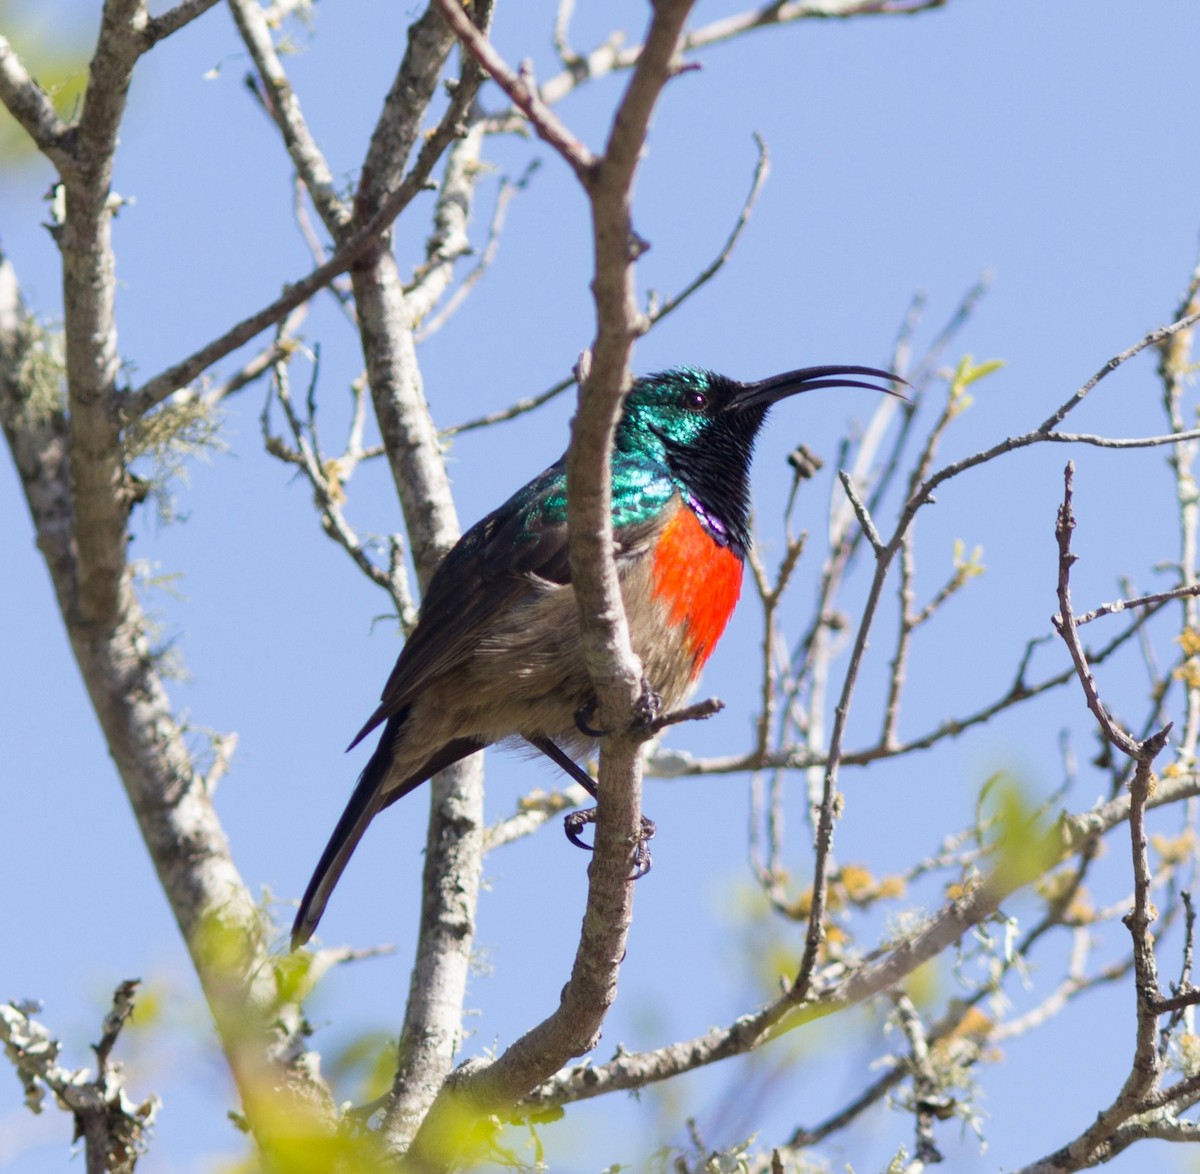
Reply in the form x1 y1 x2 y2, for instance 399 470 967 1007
651 505 743 675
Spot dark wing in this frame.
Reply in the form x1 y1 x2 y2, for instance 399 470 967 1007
347 460 575 749
296 466 577 949
294 459 675 950
347 455 676 751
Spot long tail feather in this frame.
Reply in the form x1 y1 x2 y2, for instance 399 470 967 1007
291 713 486 949
291 719 400 950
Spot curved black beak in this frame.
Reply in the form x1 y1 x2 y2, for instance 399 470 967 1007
725 365 908 412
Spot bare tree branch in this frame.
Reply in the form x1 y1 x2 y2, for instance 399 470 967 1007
643 131 771 326
11 3 1200 1171
436 132 769 437
3 159 329 1167
649 592 1167 779
227 0 352 233
414 156 535 340
435 0 597 181
143 0 222 47
1051 463 1165 760
126 14 486 417
0 35 76 170
537 0 950 107
279 1 499 1153
406 5 697 1165
1 983 159 1174
440 373 575 438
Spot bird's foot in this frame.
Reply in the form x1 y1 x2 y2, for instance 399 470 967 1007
575 699 606 738
574 678 662 739
633 678 662 729
563 805 597 851
632 817 656 877
563 807 656 879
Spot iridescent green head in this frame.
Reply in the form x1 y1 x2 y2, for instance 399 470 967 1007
614 364 901 549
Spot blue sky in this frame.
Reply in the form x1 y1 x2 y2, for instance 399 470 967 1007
4 1 1200 1171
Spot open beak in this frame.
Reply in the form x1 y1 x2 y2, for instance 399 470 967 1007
726 365 908 412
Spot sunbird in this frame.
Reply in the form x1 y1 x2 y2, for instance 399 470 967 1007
292 364 900 948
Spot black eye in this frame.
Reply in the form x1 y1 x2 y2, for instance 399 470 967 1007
682 390 708 411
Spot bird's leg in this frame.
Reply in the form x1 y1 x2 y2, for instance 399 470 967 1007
527 734 598 799
526 734 656 877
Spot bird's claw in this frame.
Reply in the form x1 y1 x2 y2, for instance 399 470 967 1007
575 678 662 739
563 808 656 879
631 818 655 878
575 700 607 738
633 678 662 730
564 806 595 851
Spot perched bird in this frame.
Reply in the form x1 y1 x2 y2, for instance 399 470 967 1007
292 364 899 948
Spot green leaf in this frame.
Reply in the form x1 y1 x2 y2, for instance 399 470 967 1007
981 774 1058 891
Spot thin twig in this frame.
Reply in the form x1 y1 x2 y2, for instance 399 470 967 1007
440 374 575 438
262 351 416 621
416 160 539 341
228 0 352 233
482 785 592 852
128 48 485 417
434 0 597 181
837 469 884 553
644 132 771 326
1051 463 1155 759
891 993 948 1166
536 0 951 107
1075 583 1200 627
643 697 725 736
205 303 308 405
